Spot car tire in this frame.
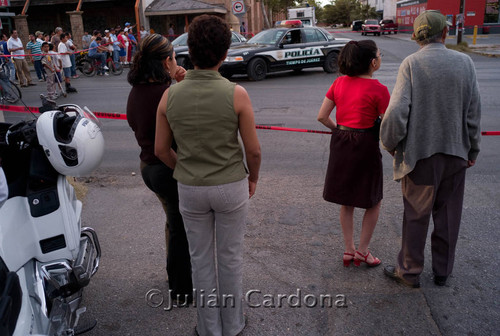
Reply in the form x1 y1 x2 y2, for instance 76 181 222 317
176 56 193 70
395 31 398 34
323 52 338 73
247 58 267 81
176 56 186 68
220 71 233 80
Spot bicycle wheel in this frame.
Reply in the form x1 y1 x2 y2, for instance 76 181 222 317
81 60 96 77
1 80 22 103
108 60 123 76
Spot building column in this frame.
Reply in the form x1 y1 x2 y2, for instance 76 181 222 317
67 11 84 50
13 15 29 47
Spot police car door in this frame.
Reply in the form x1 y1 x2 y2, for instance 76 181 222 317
274 29 308 71
302 28 329 68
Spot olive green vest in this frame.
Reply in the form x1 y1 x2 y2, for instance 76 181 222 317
166 70 247 186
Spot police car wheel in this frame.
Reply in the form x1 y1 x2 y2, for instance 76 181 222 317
176 56 193 70
323 52 338 73
176 56 186 68
247 58 267 81
220 71 233 79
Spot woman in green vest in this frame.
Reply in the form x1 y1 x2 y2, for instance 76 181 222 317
155 15 261 336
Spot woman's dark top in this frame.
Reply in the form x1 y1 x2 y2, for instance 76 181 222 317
127 82 171 165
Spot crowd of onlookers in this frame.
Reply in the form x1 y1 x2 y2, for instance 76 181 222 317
0 23 150 100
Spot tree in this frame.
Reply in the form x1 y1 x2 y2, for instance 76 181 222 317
352 3 378 21
264 0 297 13
323 0 377 26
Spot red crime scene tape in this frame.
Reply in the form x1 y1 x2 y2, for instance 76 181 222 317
0 104 497 135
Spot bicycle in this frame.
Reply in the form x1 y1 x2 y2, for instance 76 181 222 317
78 51 123 77
0 67 22 104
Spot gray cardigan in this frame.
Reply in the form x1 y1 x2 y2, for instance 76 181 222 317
380 43 481 181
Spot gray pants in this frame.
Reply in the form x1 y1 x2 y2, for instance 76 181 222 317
178 179 248 336
46 73 56 98
397 153 467 285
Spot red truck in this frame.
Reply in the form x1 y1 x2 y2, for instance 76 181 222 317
361 19 381 36
380 19 398 34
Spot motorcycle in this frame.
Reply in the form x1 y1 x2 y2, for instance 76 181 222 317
0 95 104 335
75 51 123 77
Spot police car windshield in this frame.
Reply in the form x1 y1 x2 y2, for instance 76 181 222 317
248 29 285 45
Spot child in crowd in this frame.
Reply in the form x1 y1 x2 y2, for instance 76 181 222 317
41 42 59 99
57 34 77 93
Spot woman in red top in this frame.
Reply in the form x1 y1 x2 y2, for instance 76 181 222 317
317 40 389 268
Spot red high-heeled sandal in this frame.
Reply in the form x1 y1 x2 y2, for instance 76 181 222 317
353 251 381 267
343 252 355 267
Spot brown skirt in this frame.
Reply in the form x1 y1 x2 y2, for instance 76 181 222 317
323 128 383 209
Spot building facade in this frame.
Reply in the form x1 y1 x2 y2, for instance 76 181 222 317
396 0 498 34
0 0 269 50
384 0 398 21
143 0 266 38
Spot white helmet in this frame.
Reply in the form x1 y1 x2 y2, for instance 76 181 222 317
36 105 105 177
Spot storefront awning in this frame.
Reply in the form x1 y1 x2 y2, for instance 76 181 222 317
145 0 227 17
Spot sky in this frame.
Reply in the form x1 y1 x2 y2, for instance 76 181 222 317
317 0 332 7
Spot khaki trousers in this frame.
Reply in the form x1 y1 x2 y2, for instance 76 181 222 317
397 153 467 285
13 58 32 86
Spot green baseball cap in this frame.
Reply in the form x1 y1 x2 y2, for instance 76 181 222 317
412 10 447 41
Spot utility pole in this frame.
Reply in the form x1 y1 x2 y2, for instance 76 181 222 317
457 0 465 44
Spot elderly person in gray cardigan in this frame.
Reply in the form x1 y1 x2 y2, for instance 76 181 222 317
380 10 481 288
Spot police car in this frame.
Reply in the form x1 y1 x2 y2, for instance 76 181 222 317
173 32 247 69
219 21 350 81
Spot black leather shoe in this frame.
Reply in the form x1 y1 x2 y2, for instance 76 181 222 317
383 265 420 288
434 275 448 286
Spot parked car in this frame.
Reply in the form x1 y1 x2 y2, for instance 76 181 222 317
361 19 381 36
380 19 398 34
173 31 247 69
351 20 363 31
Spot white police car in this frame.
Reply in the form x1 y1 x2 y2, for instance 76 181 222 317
219 21 350 81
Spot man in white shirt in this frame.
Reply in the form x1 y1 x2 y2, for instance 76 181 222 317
140 26 149 40
82 31 91 49
35 31 44 43
66 32 79 78
58 33 77 93
7 30 34 87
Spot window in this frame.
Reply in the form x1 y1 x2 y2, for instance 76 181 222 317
485 0 499 23
304 28 327 42
281 29 302 44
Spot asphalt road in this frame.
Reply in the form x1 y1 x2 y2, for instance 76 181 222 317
2 33 499 335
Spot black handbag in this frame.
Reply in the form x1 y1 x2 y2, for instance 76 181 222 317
371 116 382 140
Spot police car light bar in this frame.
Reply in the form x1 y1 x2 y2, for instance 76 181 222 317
275 20 303 28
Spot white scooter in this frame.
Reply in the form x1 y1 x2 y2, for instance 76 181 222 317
0 96 104 335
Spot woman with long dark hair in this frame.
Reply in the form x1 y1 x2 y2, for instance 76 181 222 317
126 34 192 305
155 15 261 335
